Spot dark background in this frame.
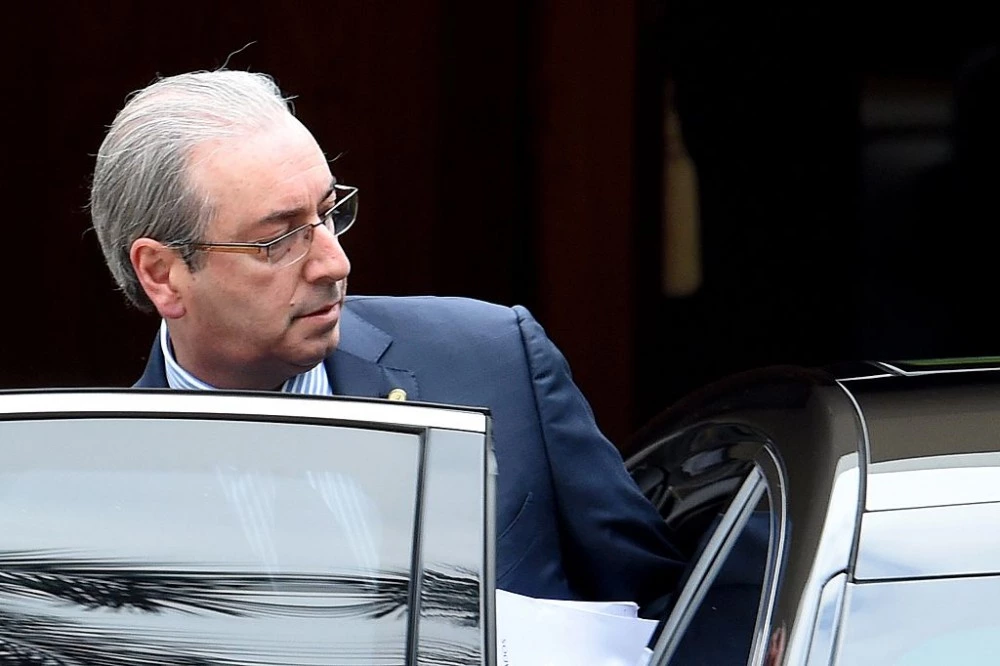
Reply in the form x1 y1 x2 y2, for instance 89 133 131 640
4 1 997 451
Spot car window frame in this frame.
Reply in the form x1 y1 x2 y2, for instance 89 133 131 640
0 388 497 666
648 443 787 666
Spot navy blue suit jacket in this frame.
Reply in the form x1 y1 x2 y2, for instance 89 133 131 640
136 295 683 613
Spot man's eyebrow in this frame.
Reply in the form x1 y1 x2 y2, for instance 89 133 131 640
254 179 338 226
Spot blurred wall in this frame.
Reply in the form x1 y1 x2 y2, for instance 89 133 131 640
5 1 643 444
3 1 997 450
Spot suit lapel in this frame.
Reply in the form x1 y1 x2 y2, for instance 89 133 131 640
325 306 419 400
134 338 168 388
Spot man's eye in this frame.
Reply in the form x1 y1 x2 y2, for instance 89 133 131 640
257 225 298 244
268 234 298 262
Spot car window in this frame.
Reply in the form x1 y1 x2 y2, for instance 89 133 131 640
834 574 1000 666
0 416 426 665
652 466 775 666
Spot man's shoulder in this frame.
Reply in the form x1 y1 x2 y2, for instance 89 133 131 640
345 295 523 328
342 296 535 379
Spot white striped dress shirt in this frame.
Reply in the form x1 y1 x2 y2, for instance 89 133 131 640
159 320 333 396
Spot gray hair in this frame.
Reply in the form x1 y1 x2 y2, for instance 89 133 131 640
90 69 295 311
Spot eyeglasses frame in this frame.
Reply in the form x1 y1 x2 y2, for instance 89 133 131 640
169 184 358 265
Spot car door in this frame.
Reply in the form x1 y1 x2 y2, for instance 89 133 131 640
627 368 868 666
0 389 495 666
631 423 784 666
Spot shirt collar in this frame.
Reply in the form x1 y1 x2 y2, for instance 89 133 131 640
159 320 332 396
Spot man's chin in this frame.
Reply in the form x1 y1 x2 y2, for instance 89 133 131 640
291 328 340 369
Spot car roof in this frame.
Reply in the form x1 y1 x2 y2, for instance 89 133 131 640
629 358 1000 503
835 358 1000 464
829 356 1000 380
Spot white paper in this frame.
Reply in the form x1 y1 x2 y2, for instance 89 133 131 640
496 590 659 666
538 598 640 618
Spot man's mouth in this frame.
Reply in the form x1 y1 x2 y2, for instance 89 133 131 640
298 299 342 320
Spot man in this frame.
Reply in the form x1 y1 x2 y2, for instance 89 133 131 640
90 69 683 615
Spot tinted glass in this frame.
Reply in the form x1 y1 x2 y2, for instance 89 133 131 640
836 575 1000 666
416 428 494 665
670 493 772 665
0 417 422 665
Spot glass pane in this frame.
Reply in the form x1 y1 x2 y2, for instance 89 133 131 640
416 429 489 665
836 575 1000 666
0 417 422 665
669 492 772 665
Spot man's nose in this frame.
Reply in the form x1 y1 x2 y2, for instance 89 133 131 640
303 223 351 283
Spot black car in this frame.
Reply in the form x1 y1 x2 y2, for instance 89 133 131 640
629 357 1000 665
1 358 998 664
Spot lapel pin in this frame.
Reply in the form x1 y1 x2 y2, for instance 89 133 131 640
387 388 408 401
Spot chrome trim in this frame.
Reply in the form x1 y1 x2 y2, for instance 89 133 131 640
836 374 893 382
483 444 498 666
873 361 906 376
836 379 871 567
0 390 488 433
406 430 430 662
875 361 1000 377
867 452 1000 510
856 501 1000 580
811 457 862 578
805 572 848 666
836 380 872 471
747 446 787 666
650 468 767 665
782 454 862 666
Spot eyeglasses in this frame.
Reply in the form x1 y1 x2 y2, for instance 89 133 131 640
171 184 358 269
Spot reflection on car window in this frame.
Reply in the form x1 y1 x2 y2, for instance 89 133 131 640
835 575 1000 666
0 417 426 665
669 473 773 666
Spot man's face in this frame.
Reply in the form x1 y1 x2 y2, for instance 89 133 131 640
168 116 351 389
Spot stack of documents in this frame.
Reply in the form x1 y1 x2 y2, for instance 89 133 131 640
496 589 657 665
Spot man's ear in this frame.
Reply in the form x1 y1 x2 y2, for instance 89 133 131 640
130 238 188 319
